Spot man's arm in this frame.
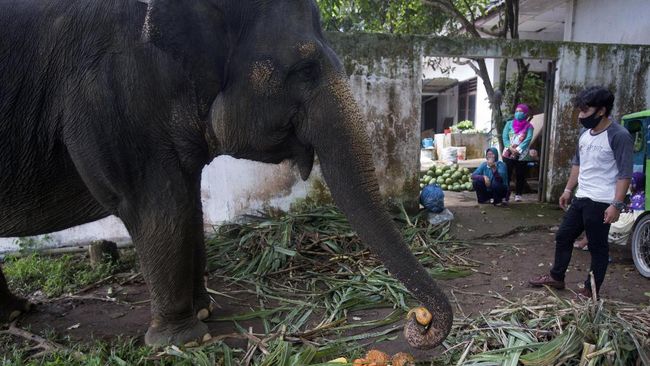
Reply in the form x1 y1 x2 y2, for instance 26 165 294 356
565 165 580 192
614 178 631 202
559 165 579 210
604 125 634 223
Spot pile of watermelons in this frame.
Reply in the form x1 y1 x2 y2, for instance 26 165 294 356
419 164 474 192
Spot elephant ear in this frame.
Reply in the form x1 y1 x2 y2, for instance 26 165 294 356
142 0 229 114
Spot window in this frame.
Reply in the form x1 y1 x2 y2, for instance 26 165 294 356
458 78 477 122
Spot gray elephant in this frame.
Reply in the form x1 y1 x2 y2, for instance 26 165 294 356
0 0 452 348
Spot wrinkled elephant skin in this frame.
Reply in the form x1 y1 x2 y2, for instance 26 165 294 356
0 0 452 348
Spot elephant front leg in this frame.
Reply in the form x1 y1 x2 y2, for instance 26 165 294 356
0 266 32 323
124 202 211 347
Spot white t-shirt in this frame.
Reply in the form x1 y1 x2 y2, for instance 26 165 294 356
572 122 633 204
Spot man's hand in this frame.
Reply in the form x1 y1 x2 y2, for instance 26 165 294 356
483 175 491 187
604 205 620 224
559 191 572 210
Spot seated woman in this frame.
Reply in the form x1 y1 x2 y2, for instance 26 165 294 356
471 147 509 206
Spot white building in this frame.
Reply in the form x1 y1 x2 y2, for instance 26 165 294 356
422 0 650 136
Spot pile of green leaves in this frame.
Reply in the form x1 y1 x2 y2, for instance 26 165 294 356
204 203 471 336
4 203 648 365
434 291 650 366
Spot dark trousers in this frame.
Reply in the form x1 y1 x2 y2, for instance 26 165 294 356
473 178 507 204
504 158 528 195
550 198 611 293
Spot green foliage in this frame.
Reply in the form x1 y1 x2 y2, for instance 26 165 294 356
456 120 474 130
13 235 54 255
502 72 545 116
3 254 120 297
316 0 491 35
316 0 448 34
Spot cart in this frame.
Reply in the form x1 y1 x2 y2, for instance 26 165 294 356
623 109 650 278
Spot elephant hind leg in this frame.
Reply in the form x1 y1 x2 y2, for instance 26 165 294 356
0 266 32 324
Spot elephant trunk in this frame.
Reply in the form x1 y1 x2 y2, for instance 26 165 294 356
299 74 453 349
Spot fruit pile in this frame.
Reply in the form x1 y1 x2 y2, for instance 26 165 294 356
419 164 474 192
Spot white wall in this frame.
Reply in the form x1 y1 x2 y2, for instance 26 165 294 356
0 158 317 253
566 0 650 45
423 58 494 132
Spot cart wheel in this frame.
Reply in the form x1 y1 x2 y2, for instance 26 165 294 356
631 214 650 278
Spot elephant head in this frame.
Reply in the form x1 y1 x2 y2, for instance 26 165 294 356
147 0 453 348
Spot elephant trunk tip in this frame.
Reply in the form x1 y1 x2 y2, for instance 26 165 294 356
403 306 453 350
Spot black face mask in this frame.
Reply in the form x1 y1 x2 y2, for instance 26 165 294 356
579 112 603 129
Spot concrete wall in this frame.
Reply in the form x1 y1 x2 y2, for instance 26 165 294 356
0 33 423 253
566 0 650 45
546 43 650 200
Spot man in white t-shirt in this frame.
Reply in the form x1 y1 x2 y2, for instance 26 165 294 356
529 86 633 299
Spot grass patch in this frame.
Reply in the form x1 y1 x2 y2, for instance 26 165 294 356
3 250 136 298
0 335 363 366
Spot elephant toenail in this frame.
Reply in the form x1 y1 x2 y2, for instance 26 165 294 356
9 310 21 321
197 308 210 320
184 341 200 348
202 333 212 342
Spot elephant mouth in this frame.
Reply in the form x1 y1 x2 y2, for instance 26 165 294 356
228 130 314 181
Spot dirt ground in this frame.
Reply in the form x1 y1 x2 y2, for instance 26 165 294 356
11 192 650 360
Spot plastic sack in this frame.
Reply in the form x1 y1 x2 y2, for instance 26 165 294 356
441 147 458 163
608 210 640 246
456 146 466 161
428 208 454 225
420 184 445 213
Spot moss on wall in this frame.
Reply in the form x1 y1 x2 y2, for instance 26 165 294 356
325 32 650 204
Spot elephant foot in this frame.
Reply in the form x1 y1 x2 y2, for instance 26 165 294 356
194 288 216 321
1 295 32 324
144 316 211 347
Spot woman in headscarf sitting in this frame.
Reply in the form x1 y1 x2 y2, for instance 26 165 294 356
502 104 535 202
471 147 509 206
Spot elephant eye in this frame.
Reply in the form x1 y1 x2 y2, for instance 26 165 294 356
294 62 320 81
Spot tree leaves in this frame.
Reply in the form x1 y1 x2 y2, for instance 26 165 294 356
316 0 449 35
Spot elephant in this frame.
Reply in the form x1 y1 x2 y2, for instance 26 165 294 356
0 0 453 348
